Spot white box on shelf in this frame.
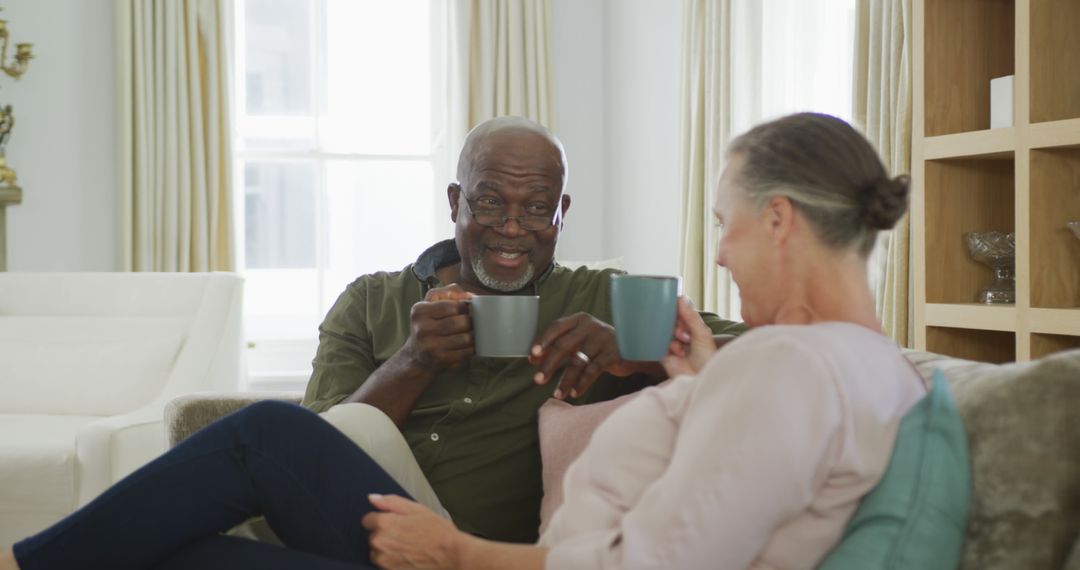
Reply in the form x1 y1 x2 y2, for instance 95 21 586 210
990 74 1014 129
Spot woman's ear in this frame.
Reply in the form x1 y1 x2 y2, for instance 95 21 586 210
765 195 796 244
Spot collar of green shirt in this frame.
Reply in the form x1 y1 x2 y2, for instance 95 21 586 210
410 238 557 293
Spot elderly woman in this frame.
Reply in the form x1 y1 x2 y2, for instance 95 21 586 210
1 113 921 570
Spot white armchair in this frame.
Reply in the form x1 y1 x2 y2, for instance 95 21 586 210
0 272 243 545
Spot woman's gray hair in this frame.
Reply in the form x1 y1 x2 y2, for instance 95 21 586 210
726 113 909 256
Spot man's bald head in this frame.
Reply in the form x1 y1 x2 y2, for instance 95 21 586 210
447 116 572 293
456 116 568 189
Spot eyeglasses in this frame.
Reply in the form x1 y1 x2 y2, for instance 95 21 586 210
462 196 561 231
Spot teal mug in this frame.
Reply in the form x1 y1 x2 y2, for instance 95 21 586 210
610 274 681 361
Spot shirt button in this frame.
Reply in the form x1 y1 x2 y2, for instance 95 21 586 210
430 433 440 442
463 397 473 404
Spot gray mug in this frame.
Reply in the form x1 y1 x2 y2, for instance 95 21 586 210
469 295 540 357
610 274 681 361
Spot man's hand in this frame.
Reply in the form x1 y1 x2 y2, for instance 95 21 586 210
400 284 475 374
346 284 474 426
528 312 639 400
364 494 464 570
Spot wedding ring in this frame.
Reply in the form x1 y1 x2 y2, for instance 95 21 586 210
574 350 591 364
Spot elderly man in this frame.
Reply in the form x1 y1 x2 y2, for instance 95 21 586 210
301 116 745 543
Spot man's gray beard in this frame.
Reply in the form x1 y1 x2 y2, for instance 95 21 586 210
472 256 535 292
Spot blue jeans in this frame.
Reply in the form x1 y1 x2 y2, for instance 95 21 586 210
13 401 413 569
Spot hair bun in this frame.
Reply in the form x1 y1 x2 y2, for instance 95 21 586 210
861 174 910 230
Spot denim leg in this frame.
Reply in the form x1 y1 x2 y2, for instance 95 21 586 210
13 401 412 570
154 535 378 570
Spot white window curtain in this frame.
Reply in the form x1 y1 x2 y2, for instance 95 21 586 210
117 0 236 272
678 0 735 315
854 0 913 346
678 0 856 319
448 0 554 153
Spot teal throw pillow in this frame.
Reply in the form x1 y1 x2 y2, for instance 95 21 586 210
818 369 971 569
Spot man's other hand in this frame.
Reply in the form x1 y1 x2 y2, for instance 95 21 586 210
528 312 637 400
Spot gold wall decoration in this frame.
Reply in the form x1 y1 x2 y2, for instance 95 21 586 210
0 6 32 271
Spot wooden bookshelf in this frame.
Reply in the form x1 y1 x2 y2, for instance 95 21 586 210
913 0 1080 363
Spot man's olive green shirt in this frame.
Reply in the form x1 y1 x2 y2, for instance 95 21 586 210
302 240 746 543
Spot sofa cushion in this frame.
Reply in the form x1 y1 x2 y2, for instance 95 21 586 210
537 379 678 534
819 369 970 569
0 317 185 415
0 414 103 514
537 389 643 535
905 348 1080 570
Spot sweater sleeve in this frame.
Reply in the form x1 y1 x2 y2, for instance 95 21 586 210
545 335 845 570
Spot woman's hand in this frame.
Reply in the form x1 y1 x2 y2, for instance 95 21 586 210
364 495 549 570
363 494 463 570
661 296 717 377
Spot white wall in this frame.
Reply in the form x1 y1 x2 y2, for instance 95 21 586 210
549 0 607 264
551 0 684 274
603 0 683 275
3 0 119 271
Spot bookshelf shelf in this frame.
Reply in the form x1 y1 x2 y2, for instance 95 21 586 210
914 0 1080 362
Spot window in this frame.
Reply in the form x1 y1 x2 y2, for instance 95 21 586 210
235 0 450 389
722 0 857 320
732 0 857 133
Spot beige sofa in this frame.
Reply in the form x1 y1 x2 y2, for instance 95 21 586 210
166 348 1080 570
